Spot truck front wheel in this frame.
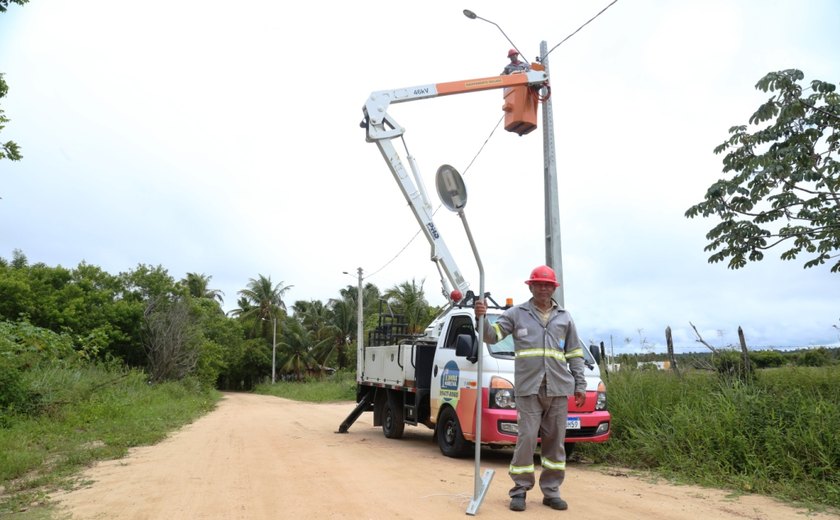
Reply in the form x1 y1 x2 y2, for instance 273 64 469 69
437 407 472 458
382 395 405 439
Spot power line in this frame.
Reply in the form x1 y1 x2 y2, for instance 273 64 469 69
365 115 505 281
541 0 619 62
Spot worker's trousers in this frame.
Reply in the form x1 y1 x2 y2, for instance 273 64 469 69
508 385 568 499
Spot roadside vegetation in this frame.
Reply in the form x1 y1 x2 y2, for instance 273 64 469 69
579 357 840 511
0 250 435 516
254 369 356 402
0 321 219 516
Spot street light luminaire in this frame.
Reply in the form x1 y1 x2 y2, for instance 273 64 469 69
462 8 525 61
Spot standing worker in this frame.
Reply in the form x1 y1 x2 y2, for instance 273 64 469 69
474 265 586 512
501 48 530 75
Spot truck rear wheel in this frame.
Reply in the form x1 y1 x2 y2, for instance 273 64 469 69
437 407 472 458
382 395 405 439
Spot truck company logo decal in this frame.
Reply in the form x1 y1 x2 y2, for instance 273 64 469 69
465 78 503 88
440 360 459 402
426 222 440 239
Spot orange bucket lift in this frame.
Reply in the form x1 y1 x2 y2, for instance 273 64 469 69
501 65 544 136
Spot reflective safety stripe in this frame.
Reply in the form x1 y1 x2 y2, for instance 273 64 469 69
491 323 504 341
509 463 535 475
541 457 566 471
517 348 566 361
566 347 584 359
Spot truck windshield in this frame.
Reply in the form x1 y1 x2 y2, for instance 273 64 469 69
484 315 515 356
484 314 598 365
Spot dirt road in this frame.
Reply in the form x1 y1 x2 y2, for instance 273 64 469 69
54 393 836 519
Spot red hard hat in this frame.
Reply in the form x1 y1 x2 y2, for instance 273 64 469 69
526 265 559 286
507 48 518 58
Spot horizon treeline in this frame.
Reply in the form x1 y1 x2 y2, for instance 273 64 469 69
0 249 439 389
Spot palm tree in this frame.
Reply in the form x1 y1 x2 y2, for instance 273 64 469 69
328 282 381 369
182 272 224 304
232 275 293 330
292 300 332 340
277 317 331 380
384 278 431 334
231 275 293 383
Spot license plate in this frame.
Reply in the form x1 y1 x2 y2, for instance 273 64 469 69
566 417 581 430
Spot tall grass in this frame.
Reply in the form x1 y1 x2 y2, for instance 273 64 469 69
581 366 840 509
0 363 220 515
254 369 357 402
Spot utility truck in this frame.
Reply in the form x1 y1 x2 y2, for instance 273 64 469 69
338 67 611 457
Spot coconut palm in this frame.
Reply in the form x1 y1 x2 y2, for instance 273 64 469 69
383 278 431 334
232 275 293 339
328 282 381 369
182 272 224 304
277 317 331 380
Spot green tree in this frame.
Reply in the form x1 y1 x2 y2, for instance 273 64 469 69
277 316 331 380
327 282 380 369
181 272 224 304
232 275 293 338
686 69 840 272
0 0 28 162
0 73 21 161
383 278 433 334
0 1 29 13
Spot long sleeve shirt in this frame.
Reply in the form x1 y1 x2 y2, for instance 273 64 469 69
482 298 586 397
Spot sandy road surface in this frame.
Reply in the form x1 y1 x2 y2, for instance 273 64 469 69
54 392 837 519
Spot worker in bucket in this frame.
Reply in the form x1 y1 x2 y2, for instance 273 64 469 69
501 48 530 75
474 265 586 512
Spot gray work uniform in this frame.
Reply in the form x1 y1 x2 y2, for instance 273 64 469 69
502 60 530 75
482 298 586 499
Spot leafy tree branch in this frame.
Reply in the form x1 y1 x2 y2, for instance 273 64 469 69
686 69 840 272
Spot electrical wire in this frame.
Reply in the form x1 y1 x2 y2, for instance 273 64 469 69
541 0 619 63
367 2 619 281
364 114 505 281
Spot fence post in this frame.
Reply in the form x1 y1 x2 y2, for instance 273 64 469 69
599 341 608 376
666 326 680 378
738 326 752 382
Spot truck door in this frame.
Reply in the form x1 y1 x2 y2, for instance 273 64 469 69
431 313 479 436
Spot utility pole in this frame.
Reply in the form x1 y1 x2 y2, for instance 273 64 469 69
271 314 277 383
356 267 364 377
541 40 564 307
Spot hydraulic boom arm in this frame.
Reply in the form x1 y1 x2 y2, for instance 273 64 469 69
362 69 548 299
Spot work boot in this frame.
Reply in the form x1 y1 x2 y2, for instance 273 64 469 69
542 497 568 510
509 494 526 512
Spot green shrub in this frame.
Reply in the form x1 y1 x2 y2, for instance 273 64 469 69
750 349 786 368
582 366 840 509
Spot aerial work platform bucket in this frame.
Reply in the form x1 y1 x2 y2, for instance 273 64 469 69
502 84 538 136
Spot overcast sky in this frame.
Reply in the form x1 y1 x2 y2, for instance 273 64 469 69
1 0 838 354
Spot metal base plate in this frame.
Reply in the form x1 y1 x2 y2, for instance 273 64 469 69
465 468 495 516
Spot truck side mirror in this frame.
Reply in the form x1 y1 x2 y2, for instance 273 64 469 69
455 334 478 363
588 344 601 364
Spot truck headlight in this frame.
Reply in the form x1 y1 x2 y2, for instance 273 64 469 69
595 381 607 411
489 376 516 409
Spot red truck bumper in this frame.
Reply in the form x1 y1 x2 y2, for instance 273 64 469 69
477 406 611 445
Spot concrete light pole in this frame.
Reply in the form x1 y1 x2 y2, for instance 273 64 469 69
463 10 564 306
343 268 365 377
262 314 278 383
